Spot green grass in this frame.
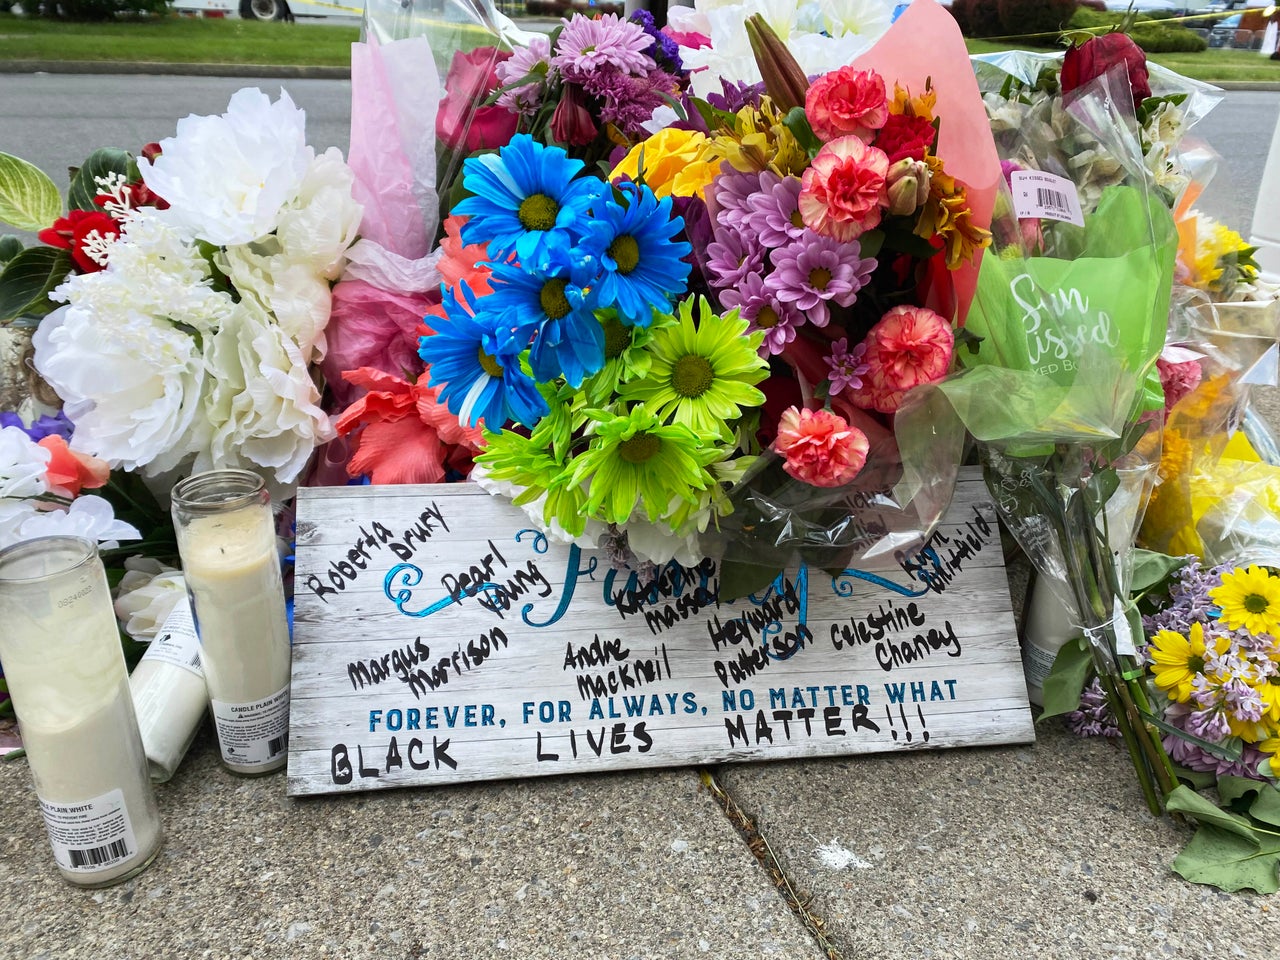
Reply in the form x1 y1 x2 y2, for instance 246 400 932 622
0 12 359 65
0 11 1276 82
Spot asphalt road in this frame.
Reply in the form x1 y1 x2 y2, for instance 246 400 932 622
0 73 1276 235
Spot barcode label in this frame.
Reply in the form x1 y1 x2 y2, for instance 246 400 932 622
69 838 131 868
140 594 204 679
1009 170 1085 227
40 789 140 875
267 734 287 757
211 685 290 770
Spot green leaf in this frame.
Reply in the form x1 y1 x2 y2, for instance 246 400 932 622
1248 782 1280 829
67 148 136 212
0 235 24 265
0 246 72 322
1038 635 1091 721
0 152 63 233
857 229 884 260
1172 764 1216 791
1173 824 1280 894
718 557 785 604
1128 549 1187 593
782 106 822 156
1218 775 1265 809
1165 785 1261 844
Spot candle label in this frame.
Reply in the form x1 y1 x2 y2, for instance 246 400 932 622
210 685 290 768
40 789 139 873
140 599 204 679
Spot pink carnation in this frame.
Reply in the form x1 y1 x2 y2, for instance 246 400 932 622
848 305 954 414
1156 356 1202 414
798 136 888 243
805 67 888 143
772 406 869 488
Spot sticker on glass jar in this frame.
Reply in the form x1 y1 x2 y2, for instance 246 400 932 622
140 599 203 678
40 789 139 873
1009 170 1085 227
1112 597 1137 657
210 685 290 768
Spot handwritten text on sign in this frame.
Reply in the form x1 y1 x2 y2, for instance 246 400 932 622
286 471 1034 796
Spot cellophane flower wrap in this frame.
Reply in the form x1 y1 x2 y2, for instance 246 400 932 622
932 53 1183 811
380 0 997 594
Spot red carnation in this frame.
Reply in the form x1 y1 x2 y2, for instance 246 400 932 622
873 113 936 164
1060 33 1151 111
37 208 120 273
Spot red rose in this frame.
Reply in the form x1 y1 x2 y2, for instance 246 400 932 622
873 113 936 164
436 47 518 152
37 208 120 273
1060 33 1150 110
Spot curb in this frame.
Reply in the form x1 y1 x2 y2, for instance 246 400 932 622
0 60 351 79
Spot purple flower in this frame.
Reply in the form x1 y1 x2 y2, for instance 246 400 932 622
824 338 871 395
1163 701 1270 779
1223 679 1265 724
768 234 876 327
704 227 764 292
722 271 803 356
583 66 681 140
708 166 775 232
1064 677 1120 739
744 175 805 247
0 410 72 442
705 78 765 113
553 13 654 80
629 9 683 74
1185 703 1232 741
496 35 551 115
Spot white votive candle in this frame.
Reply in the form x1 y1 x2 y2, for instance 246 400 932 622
172 470 292 776
0 536 163 887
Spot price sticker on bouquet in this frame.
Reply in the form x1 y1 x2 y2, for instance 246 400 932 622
285 469 1035 796
1009 170 1085 227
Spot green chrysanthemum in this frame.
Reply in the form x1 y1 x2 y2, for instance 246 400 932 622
570 405 720 525
582 308 667 405
618 297 768 442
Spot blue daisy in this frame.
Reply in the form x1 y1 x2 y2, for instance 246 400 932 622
454 134 604 270
484 256 605 388
578 180 693 325
419 281 549 429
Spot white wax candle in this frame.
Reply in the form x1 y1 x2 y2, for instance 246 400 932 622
129 593 208 782
180 507 291 774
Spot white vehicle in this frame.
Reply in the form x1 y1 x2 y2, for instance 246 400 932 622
172 0 363 21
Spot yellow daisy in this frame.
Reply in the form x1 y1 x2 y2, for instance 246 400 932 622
1148 622 1212 703
1210 565 1280 636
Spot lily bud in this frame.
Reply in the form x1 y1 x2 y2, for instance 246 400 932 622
885 158 931 216
745 14 808 114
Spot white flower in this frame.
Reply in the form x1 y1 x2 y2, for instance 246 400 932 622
0 498 41 549
200 301 334 487
140 87 313 246
217 243 333 363
15 495 140 551
0 426 51 499
113 562 185 641
275 148 363 280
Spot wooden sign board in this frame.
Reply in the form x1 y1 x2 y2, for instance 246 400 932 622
287 469 1034 796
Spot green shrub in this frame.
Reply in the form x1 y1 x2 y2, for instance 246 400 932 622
996 0 1078 43
960 0 1004 38
33 0 170 21
1067 8 1209 53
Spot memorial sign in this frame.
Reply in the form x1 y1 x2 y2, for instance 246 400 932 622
287 469 1034 796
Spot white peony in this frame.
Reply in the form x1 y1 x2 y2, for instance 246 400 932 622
0 498 42 550
217 242 333 363
139 87 313 246
0 426 51 499
200 301 334 487
275 147 363 280
15 495 141 551
113 562 185 641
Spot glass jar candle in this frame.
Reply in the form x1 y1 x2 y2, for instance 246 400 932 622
0 536 164 887
171 470 292 776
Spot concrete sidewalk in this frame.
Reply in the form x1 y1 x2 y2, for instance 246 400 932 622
1 719 1273 959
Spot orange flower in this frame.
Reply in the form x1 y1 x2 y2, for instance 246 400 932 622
38 435 109 496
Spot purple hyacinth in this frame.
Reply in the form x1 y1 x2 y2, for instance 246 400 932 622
768 234 876 327
1162 701 1270 779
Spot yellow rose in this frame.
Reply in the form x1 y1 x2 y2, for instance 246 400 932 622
611 129 721 200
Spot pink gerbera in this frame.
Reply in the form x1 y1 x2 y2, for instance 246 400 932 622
552 13 654 79
799 135 889 243
773 406 869 488
848 305 954 414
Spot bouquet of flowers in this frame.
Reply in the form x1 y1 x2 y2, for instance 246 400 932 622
328 0 998 590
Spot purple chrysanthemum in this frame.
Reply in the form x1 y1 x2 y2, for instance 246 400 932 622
496 35 551 115
583 66 681 139
721 271 803 356
743 175 805 247
824 338 872 395
708 166 776 232
768 234 876 327
552 13 654 80
704 226 764 292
